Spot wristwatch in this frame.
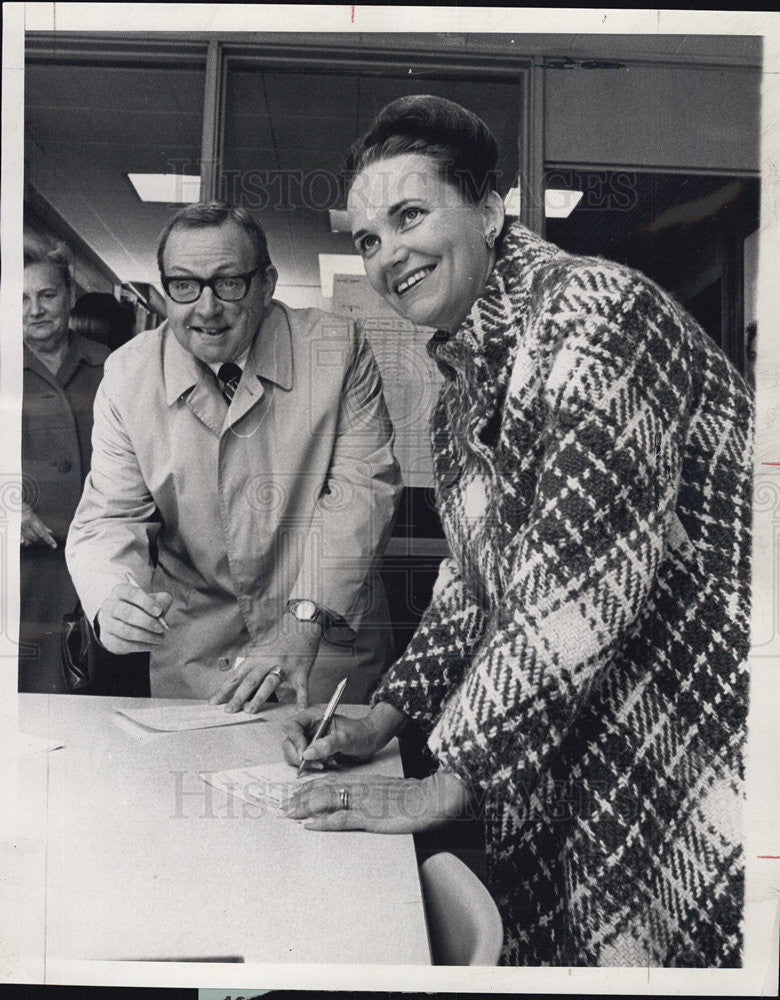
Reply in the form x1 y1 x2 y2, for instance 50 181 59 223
286 599 355 646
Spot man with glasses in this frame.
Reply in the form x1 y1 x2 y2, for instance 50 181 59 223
66 202 401 708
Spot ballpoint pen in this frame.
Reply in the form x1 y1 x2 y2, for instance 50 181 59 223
124 570 170 631
297 676 348 778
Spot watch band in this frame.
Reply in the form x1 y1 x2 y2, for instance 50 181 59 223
286 599 356 645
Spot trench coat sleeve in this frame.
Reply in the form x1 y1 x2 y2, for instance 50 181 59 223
370 556 488 731
290 327 402 626
65 377 161 627
424 274 703 794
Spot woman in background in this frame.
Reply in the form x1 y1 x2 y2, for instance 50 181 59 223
283 95 753 967
20 235 110 692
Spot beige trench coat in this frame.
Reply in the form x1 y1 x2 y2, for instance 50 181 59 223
66 302 402 699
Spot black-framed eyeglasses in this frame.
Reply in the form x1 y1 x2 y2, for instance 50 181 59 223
160 267 263 304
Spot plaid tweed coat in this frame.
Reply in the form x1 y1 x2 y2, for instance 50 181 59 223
372 222 753 966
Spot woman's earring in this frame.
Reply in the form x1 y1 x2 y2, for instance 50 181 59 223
486 228 497 249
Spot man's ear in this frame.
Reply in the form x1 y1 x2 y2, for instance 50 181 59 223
261 265 278 307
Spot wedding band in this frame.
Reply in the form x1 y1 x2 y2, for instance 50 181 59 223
268 665 284 682
338 787 350 811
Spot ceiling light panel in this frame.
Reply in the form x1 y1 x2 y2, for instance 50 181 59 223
127 173 202 203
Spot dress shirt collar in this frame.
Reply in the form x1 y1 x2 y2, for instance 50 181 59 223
206 347 250 380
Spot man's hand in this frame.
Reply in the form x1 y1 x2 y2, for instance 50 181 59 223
20 505 57 548
283 769 475 834
209 618 320 713
282 701 406 769
97 581 173 654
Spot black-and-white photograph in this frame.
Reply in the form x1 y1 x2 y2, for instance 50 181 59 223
2 6 778 996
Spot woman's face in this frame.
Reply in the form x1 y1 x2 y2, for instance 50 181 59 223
347 152 502 332
23 262 72 351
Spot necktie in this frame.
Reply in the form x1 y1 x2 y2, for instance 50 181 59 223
218 362 242 404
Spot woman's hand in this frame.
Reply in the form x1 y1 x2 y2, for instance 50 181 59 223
20 505 57 548
283 769 474 833
282 701 407 768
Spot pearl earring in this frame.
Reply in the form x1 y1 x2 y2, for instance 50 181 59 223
486 228 497 249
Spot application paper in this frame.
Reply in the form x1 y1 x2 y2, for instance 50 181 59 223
114 703 268 733
201 760 320 814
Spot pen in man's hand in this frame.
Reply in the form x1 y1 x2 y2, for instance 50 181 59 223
297 676 348 778
124 570 170 631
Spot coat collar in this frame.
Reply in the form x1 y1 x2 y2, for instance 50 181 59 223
428 222 558 380
163 299 293 407
245 300 293 391
24 331 108 386
426 222 561 450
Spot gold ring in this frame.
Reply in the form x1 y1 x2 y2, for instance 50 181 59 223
338 787 349 811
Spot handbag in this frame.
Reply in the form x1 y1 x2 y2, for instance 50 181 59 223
61 603 152 697
60 602 100 693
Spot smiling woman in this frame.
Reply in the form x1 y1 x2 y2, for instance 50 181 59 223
283 94 755 969
348 152 502 333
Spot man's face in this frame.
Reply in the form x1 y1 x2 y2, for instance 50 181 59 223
162 220 276 365
23 262 72 350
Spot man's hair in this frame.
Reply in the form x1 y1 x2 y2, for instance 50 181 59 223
156 202 272 274
24 232 74 292
341 94 500 205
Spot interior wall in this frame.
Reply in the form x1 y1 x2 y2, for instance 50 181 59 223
544 63 761 172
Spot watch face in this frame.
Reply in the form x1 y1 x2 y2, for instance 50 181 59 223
293 600 318 622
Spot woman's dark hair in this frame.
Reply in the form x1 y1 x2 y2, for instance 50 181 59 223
71 292 136 352
156 201 272 275
341 95 500 205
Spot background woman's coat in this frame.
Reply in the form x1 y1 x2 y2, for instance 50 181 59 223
20 333 110 692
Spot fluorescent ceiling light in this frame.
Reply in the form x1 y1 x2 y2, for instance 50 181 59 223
329 209 351 233
128 173 202 203
504 188 521 217
545 189 583 219
318 254 365 297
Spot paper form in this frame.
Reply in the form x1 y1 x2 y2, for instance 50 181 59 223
113 703 268 732
201 760 320 814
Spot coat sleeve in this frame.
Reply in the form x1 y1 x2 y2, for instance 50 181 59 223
290 326 403 626
65 373 161 625
370 555 489 732
424 270 695 795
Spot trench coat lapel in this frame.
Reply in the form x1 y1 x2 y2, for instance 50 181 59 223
224 302 293 431
163 326 225 436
